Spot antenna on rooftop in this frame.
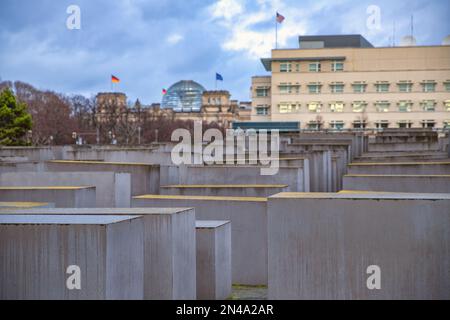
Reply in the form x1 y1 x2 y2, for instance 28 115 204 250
392 21 396 47
400 14 417 46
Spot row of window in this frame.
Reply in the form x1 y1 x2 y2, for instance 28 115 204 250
305 120 450 130
279 61 343 73
272 100 450 114
270 80 450 95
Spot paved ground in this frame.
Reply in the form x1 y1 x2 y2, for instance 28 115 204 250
228 285 267 300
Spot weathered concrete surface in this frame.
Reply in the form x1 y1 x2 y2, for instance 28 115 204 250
0 214 144 300
0 172 131 207
0 146 62 161
343 174 450 193
354 152 449 163
0 201 54 208
161 184 288 197
0 161 45 174
0 186 96 208
170 165 309 192
0 208 197 300
196 220 232 300
45 160 160 195
133 195 268 285
268 192 450 300
368 142 440 152
347 162 450 175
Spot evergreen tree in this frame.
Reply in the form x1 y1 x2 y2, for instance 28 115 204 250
0 88 32 146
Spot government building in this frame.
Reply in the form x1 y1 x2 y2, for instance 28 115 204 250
96 80 251 127
251 34 450 130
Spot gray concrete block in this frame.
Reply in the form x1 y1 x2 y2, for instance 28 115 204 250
0 201 54 209
133 195 268 285
0 172 131 208
177 165 309 192
355 152 449 163
45 160 160 195
268 192 450 299
343 174 450 193
196 220 232 300
0 214 144 300
347 162 450 175
0 208 196 300
368 142 440 152
0 186 96 208
161 184 288 197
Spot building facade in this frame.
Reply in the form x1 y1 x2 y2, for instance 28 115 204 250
251 35 450 129
96 87 250 127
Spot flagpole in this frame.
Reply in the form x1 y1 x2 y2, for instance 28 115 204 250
275 15 278 49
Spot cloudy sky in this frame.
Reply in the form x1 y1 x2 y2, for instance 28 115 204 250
0 0 449 104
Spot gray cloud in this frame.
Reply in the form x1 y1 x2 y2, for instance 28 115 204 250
0 0 448 104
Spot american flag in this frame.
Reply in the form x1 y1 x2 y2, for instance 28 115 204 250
276 12 285 23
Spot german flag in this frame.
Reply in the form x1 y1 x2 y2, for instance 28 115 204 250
111 75 120 83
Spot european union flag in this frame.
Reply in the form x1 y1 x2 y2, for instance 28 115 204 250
216 73 223 81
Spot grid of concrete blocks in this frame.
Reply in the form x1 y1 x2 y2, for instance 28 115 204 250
0 129 449 299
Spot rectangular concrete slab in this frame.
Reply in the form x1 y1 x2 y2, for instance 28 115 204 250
343 174 450 193
0 186 96 208
176 165 309 192
196 220 232 300
161 184 288 197
347 162 450 175
0 214 144 300
46 160 160 195
267 192 450 299
133 195 268 285
0 172 131 207
0 201 54 209
0 208 196 300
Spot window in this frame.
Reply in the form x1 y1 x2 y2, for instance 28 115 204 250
309 62 321 72
375 101 390 112
352 101 367 112
445 100 450 112
307 121 320 130
329 121 344 130
375 121 389 129
330 83 344 93
375 82 390 92
278 103 299 113
308 83 321 94
279 83 291 94
398 121 412 128
256 105 269 115
352 83 367 93
421 120 435 128
332 61 344 72
444 120 450 129
353 121 367 129
307 102 322 113
280 63 291 72
398 82 413 92
256 87 269 97
445 81 450 92
279 83 299 94
398 101 413 112
422 81 436 92
329 102 344 112
421 100 436 111
295 63 300 72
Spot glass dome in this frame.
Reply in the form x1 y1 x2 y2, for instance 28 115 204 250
161 80 206 112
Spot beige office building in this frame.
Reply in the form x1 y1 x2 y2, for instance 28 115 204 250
251 35 450 129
